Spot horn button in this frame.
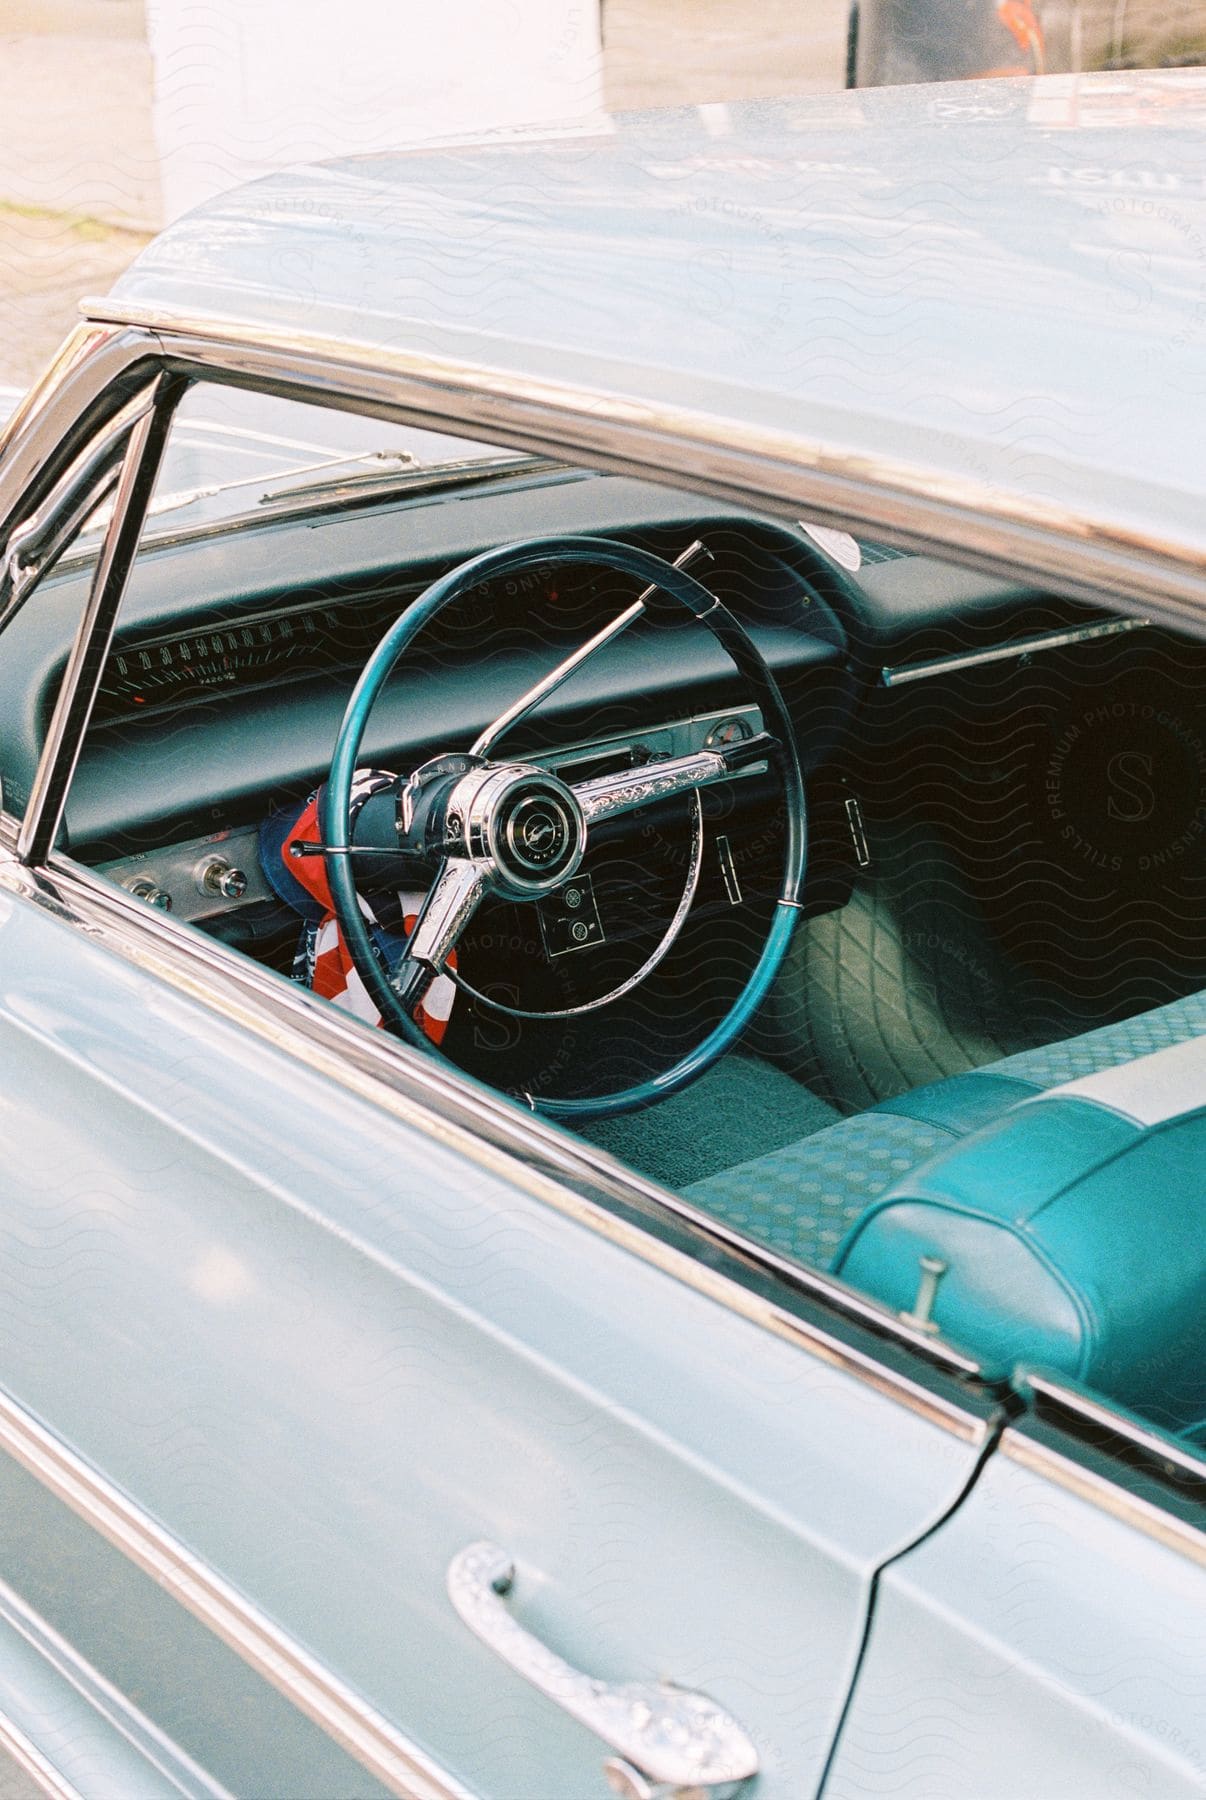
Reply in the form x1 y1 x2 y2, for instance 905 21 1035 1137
449 764 586 898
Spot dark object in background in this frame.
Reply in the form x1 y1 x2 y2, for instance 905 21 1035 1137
847 0 1045 85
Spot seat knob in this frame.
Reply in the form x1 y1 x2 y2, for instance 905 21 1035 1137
900 1254 949 1334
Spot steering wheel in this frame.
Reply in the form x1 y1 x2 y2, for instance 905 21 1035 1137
320 536 807 1121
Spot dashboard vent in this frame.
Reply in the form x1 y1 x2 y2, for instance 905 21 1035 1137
857 541 913 566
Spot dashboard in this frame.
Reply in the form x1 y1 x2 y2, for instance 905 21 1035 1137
0 461 1159 1097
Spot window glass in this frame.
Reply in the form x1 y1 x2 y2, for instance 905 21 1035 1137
40 378 1206 1460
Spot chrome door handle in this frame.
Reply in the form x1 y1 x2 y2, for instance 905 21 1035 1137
447 1541 758 1800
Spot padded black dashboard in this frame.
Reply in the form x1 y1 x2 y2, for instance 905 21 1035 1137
0 464 1116 861
13 474 867 857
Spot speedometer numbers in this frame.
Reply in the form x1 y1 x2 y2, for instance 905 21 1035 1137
101 610 324 717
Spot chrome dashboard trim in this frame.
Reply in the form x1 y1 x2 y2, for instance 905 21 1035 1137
879 616 1150 687
0 1368 478 1800
93 706 764 926
99 824 274 923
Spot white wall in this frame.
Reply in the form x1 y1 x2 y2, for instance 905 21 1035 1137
146 0 604 221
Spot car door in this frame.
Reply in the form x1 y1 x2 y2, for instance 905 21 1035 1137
823 1375 1206 1799
0 844 1002 1800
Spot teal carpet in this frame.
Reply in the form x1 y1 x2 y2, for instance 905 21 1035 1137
577 1053 840 1191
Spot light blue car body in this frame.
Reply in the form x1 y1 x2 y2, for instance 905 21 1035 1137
0 70 1200 1800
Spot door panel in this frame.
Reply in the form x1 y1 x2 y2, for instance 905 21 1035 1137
825 1426 1206 1798
0 883 990 1798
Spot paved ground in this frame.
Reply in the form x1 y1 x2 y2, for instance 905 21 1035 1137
0 0 157 391
604 0 845 109
0 0 1201 394
0 0 850 393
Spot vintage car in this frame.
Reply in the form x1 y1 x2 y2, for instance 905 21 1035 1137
0 66 1202 1800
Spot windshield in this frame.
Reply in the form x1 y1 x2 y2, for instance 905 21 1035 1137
109 386 533 542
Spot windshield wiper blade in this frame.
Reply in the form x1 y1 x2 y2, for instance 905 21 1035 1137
253 452 563 514
68 450 571 561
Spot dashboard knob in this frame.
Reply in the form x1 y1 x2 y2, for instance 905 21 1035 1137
125 877 173 912
198 858 248 901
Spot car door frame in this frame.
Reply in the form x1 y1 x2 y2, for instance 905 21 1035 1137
0 317 1203 1797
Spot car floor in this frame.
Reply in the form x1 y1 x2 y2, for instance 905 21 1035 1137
577 1051 839 1190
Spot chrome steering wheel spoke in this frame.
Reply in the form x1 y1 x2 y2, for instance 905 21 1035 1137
573 732 777 826
470 539 713 761
390 856 490 1012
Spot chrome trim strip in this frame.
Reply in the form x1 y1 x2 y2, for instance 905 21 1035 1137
73 307 1206 634
1002 1429 1206 1568
716 833 743 905
0 382 157 636
0 841 989 1442
843 795 871 869
0 1713 84 1800
0 327 160 542
879 617 1150 687
0 1571 233 1798
0 1378 478 1800
18 381 181 867
1020 1371 1206 1486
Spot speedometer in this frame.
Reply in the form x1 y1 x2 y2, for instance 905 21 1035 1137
97 607 329 719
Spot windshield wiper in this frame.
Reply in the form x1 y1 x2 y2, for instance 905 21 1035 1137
58 449 571 566
252 452 564 515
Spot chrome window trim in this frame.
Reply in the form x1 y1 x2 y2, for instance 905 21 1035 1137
0 381 160 637
0 327 162 543
17 378 182 868
1 316 1203 1525
1002 1429 1206 1568
77 304 1206 635
1018 1373 1206 1487
0 1373 478 1800
5 313 1206 642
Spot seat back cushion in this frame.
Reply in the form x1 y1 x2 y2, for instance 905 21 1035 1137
833 1071 1206 1431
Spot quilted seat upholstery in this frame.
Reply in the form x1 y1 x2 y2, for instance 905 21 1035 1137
686 988 1206 1269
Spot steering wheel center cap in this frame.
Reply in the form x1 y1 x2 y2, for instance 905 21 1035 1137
507 794 572 869
449 763 586 897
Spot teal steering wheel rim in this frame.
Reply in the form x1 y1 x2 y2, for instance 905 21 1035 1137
321 534 808 1121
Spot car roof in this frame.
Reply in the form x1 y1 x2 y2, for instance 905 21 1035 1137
98 71 1206 578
